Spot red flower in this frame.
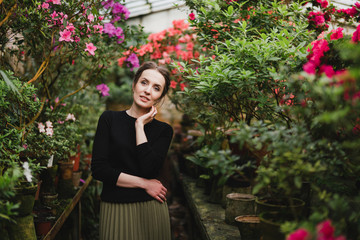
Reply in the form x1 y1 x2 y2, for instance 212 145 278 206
319 64 335 78
170 81 177 89
316 0 329 8
316 220 335 239
330 28 343 40
189 12 196 21
180 83 186 91
303 61 316 74
352 25 360 43
287 228 310 240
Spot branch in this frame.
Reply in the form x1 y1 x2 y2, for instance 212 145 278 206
27 31 57 84
0 4 17 28
54 65 105 109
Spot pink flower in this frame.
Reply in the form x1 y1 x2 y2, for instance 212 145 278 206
99 16 104 21
287 228 310 240
59 30 73 42
50 11 58 19
303 62 316 74
85 43 97 56
330 28 343 40
55 97 59 103
46 127 54 137
52 0 61 4
65 113 76 121
38 123 45 133
88 14 94 22
170 81 177 89
93 24 103 33
58 120 64 124
317 220 334 239
96 84 110 97
23 144 28 149
319 64 335 78
42 2 49 9
66 23 75 32
189 12 196 21
352 25 360 43
45 121 53 128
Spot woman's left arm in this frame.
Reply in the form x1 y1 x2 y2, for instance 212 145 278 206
134 107 173 178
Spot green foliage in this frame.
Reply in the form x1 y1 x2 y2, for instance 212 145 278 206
176 0 315 131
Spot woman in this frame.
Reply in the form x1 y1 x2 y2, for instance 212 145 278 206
91 61 173 240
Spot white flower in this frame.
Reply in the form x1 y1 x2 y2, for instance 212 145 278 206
38 122 45 133
46 127 54 137
45 120 53 128
65 113 76 121
22 162 33 182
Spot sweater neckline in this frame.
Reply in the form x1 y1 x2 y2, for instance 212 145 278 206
124 110 137 120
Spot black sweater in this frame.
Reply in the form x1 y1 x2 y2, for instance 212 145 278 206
91 110 173 203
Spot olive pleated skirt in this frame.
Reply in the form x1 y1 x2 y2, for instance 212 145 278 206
99 200 171 240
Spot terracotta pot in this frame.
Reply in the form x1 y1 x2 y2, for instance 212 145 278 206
70 151 81 172
235 215 261 240
35 220 52 236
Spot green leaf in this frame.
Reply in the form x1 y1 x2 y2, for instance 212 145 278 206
0 70 21 96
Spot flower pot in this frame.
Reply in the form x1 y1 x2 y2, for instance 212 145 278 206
41 192 58 207
13 183 38 216
259 211 291 240
70 151 81 172
255 197 305 218
235 215 261 240
58 161 74 180
208 175 223 204
225 193 255 225
83 153 92 171
7 214 37 240
72 171 82 187
221 177 251 208
35 220 52 236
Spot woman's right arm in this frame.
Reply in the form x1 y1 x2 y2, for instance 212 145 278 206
116 173 167 203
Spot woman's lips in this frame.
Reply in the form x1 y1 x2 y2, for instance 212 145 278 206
140 96 150 102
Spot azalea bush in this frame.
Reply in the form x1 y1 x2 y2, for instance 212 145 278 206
117 19 207 94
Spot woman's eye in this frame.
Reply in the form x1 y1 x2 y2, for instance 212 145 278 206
141 81 147 85
154 86 160 91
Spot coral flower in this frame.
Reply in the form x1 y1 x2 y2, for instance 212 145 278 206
170 81 177 89
189 12 196 21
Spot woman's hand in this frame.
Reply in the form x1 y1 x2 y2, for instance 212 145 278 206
144 179 167 203
136 106 157 127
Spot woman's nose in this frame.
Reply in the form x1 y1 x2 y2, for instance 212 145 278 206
144 86 150 94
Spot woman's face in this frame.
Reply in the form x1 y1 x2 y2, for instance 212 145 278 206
132 69 166 109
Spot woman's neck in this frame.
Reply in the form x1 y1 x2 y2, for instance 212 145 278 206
126 104 150 119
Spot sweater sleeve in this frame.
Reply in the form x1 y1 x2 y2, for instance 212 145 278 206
91 111 122 185
135 124 173 178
